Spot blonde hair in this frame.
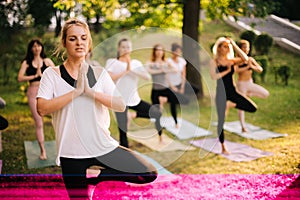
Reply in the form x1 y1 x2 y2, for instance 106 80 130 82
212 37 234 59
54 18 93 60
238 39 250 48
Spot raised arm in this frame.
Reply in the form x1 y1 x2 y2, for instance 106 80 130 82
228 38 249 62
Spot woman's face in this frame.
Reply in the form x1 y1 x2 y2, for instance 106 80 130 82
65 25 89 59
218 41 230 56
31 42 42 56
241 43 250 55
154 46 164 59
172 47 182 57
118 41 132 57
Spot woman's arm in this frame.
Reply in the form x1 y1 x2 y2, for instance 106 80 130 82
17 61 39 82
145 62 164 74
249 57 263 73
130 66 151 80
228 38 249 62
83 64 126 112
86 91 125 112
37 90 81 116
180 65 187 93
164 61 178 73
209 60 232 80
37 67 84 116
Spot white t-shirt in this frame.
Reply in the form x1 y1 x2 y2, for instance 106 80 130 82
37 67 119 166
105 58 144 106
167 57 187 86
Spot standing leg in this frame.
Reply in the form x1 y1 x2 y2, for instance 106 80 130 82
115 107 129 148
60 157 91 200
27 85 46 160
216 88 229 154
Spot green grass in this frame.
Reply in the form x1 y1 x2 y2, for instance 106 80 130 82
0 20 299 175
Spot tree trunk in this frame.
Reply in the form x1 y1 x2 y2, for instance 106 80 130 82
182 0 203 98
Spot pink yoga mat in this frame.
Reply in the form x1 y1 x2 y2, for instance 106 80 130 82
0 174 299 199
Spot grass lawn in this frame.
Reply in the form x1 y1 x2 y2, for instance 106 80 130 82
0 20 299 175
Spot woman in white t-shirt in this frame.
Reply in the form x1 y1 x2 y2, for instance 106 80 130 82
105 38 163 146
36 19 157 199
166 43 187 94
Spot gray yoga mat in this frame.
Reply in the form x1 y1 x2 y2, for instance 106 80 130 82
223 121 288 140
190 138 273 162
24 140 57 169
160 117 212 140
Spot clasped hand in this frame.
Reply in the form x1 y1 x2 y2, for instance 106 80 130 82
74 61 94 98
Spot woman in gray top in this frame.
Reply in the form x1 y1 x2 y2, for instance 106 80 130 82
146 44 188 129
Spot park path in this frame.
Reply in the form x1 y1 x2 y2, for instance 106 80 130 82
226 15 300 55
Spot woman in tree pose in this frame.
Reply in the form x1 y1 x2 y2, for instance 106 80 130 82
146 44 188 129
210 37 257 154
105 38 163 146
235 39 269 132
37 18 157 199
18 38 55 160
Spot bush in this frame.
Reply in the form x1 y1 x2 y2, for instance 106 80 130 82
240 30 257 55
277 65 291 86
254 55 269 82
254 33 273 55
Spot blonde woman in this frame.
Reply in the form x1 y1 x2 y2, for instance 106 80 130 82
210 37 257 154
37 19 157 199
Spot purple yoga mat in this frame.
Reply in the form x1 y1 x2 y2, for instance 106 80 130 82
190 138 273 162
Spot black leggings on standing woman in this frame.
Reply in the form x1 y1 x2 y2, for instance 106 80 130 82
216 87 257 143
60 146 157 199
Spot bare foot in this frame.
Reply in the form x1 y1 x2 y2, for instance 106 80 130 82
221 143 230 155
158 135 166 145
39 151 47 160
241 127 248 133
86 168 101 178
175 123 180 129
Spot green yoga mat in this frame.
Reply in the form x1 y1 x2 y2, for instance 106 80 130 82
24 140 57 169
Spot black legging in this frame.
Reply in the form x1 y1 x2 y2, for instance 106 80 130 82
60 146 157 199
151 88 189 125
0 115 8 130
216 87 257 143
115 100 162 148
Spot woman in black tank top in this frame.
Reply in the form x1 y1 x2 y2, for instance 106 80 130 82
210 37 257 154
17 39 55 160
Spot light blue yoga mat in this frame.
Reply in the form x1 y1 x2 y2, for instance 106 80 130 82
190 138 273 162
223 121 288 140
160 117 212 140
24 140 57 169
136 152 172 175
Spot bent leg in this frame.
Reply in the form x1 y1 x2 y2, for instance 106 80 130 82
93 146 158 184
